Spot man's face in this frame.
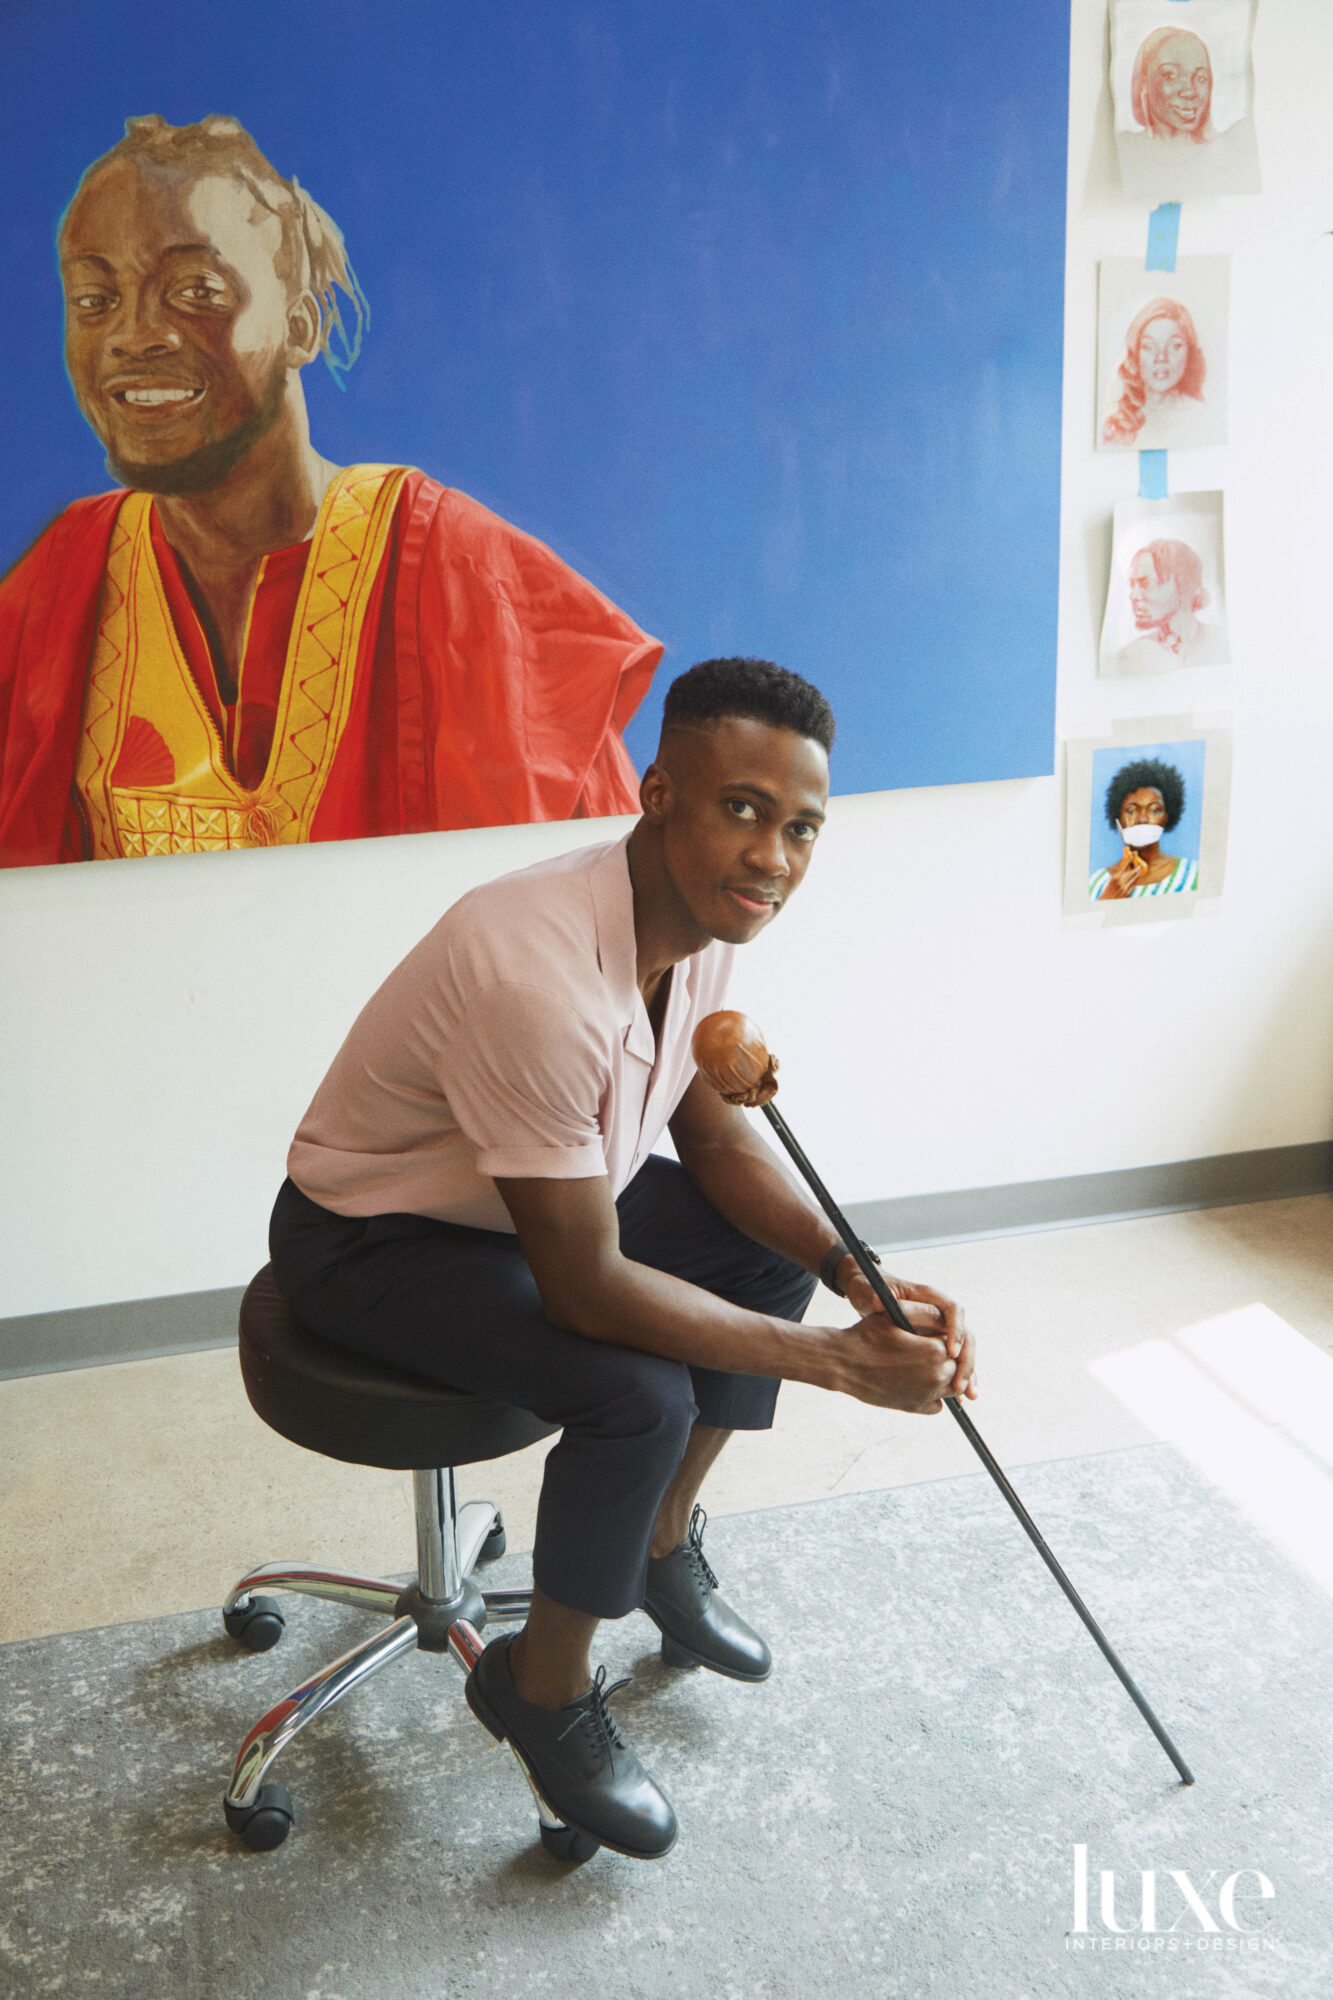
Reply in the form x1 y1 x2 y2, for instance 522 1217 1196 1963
1137 316 1190 397
60 158 297 494
1146 33 1211 135
650 716 829 946
1128 552 1179 630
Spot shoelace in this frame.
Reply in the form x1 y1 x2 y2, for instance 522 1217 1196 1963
557 1664 632 1770
683 1502 718 1594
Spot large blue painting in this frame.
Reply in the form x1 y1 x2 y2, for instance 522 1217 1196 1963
0 0 1068 868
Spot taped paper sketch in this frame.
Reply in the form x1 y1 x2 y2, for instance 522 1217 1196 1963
1099 492 1229 675
1097 258 1229 453
1111 0 1260 199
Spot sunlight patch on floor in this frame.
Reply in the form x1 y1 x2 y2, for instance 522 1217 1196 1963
1090 1304 1333 1598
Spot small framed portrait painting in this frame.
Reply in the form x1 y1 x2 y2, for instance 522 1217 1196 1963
1063 720 1233 922
1099 492 1229 676
1111 0 1260 201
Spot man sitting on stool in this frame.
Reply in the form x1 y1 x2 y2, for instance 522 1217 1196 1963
270 656 978 1860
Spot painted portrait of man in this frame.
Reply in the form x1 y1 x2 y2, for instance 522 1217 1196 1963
0 116 659 868
1 5 1072 875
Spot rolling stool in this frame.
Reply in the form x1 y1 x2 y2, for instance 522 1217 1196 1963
220 1265 586 1856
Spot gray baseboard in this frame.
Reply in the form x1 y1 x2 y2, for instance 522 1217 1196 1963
2 1140 1329 1381
842 1138 1333 1253
1 1285 247 1381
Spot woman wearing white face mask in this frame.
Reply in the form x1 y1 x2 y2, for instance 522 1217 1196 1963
1089 757 1198 901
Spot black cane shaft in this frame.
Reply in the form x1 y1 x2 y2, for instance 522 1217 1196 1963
947 1402 1194 1783
760 1099 1194 1787
761 1104 910 1318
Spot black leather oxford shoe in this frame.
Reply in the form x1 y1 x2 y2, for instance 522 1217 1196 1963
643 1505 772 1682
466 1633 678 1860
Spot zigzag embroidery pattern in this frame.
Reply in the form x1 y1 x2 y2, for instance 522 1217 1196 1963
273 470 392 833
75 471 402 855
78 510 134 808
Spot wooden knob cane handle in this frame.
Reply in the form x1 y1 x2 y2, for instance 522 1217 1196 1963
691 1010 780 1108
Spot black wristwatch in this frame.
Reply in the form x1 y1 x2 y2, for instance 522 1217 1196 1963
819 1240 881 1297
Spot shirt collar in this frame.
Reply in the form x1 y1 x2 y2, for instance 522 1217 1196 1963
588 833 656 1063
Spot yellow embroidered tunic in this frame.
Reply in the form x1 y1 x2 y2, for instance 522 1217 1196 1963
74 466 406 858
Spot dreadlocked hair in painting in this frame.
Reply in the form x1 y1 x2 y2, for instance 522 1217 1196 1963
88 114 368 388
663 657 835 753
1137 539 1209 613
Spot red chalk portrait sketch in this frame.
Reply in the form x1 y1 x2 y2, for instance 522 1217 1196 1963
1100 492 1229 676
1101 297 1205 447
0 117 660 869
1132 26 1215 143
1111 1 1260 200
1097 258 1229 454
1125 542 1219 662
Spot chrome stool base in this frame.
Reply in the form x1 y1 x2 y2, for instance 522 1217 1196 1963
222 1467 539 1851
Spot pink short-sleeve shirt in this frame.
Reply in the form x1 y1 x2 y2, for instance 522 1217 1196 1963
287 835 733 1231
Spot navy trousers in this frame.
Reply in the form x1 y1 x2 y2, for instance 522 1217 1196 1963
268 1158 816 1618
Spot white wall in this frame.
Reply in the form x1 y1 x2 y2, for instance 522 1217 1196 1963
4 0 1332 1321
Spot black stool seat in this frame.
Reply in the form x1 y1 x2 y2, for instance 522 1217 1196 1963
239 1265 557 1471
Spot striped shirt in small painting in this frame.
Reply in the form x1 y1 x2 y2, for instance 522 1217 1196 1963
1088 854 1198 901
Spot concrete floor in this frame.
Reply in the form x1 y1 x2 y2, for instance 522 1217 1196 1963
7 1443 1329 2000
3 1192 1331 1644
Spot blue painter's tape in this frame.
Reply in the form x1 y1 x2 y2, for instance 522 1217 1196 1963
1139 450 1168 500
1146 202 1181 273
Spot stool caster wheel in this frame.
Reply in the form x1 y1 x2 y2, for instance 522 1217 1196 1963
539 1820 600 1865
224 1783 294 1851
481 1515 507 1562
224 1595 286 1652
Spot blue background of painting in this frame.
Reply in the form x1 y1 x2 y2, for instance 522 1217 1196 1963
1089 737 1207 877
1 0 1069 799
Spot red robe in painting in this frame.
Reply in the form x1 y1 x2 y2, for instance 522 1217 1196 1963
0 470 660 869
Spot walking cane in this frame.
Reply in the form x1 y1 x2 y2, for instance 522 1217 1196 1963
692 1009 1194 1786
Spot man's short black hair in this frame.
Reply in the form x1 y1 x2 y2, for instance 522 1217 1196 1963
1104 756 1186 832
662 657 835 754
